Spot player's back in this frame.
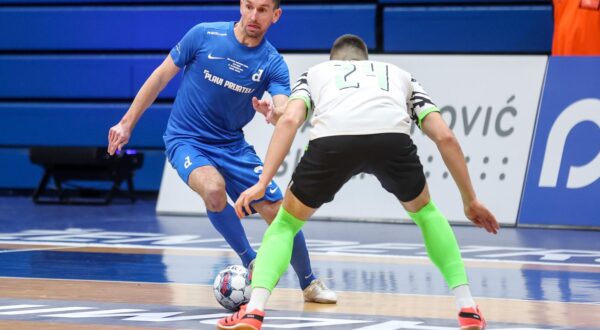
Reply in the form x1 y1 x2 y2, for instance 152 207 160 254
304 60 415 140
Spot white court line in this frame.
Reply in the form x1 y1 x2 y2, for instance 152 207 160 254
0 276 599 307
1 240 599 269
0 246 79 254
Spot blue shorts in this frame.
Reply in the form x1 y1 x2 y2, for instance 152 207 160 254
164 138 283 210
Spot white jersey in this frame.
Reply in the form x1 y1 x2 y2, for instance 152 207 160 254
289 60 439 140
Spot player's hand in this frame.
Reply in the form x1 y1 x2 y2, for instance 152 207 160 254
464 199 500 234
107 122 131 156
235 183 268 219
252 96 275 124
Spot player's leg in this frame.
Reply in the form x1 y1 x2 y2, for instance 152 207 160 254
216 190 314 330
221 141 335 302
253 199 334 302
281 136 366 304
217 136 358 329
188 166 256 267
166 141 255 268
249 191 317 309
372 133 485 330
401 185 469 290
403 186 485 330
253 200 317 287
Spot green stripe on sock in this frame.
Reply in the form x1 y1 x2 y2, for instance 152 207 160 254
251 206 305 291
408 200 468 288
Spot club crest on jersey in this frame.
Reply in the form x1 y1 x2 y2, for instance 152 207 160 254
252 69 264 82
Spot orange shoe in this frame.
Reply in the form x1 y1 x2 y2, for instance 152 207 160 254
216 305 264 330
458 306 486 330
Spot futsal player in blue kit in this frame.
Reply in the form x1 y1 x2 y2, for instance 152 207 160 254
107 0 336 303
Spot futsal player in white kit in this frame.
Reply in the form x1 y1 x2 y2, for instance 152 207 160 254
218 34 499 330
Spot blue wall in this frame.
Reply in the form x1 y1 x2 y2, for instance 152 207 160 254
384 6 552 53
0 56 177 98
518 57 600 227
0 103 170 147
0 0 553 191
0 5 376 51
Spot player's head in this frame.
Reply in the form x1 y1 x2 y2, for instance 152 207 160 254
330 34 368 61
238 0 282 39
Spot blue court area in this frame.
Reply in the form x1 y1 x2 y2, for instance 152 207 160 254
0 197 599 329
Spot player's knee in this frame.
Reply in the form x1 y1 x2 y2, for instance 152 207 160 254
203 188 227 212
257 201 280 223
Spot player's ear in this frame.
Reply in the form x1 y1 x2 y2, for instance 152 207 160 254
272 7 282 24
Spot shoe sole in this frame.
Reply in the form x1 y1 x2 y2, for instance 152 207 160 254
216 324 259 330
461 326 483 330
304 298 338 304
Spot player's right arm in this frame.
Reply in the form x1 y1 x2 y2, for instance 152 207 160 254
235 98 307 218
235 71 310 217
108 55 180 155
108 23 205 155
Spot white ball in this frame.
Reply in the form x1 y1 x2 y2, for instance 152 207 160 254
213 265 252 311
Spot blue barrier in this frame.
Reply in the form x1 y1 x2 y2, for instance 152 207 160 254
0 103 170 147
383 6 552 53
518 57 600 228
0 102 170 190
0 5 375 51
0 55 178 99
268 5 376 50
0 7 236 51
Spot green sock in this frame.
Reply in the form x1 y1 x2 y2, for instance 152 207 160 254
251 206 305 291
408 200 468 289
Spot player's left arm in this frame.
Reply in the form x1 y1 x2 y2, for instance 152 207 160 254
409 75 498 233
255 54 291 125
235 99 306 218
422 113 499 234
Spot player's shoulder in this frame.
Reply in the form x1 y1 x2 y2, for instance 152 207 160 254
261 40 283 59
191 21 230 36
371 60 411 77
260 41 288 67
199 21 229 29
309 60 339 73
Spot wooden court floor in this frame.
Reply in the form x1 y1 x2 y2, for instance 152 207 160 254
0 197 599 329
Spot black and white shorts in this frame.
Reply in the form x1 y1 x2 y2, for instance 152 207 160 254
289 133 426 209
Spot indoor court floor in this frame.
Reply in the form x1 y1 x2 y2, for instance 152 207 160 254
0 197 598 330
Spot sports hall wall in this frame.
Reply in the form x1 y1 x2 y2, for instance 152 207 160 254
1 0 598 228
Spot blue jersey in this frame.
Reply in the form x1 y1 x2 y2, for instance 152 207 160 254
165 21 290 145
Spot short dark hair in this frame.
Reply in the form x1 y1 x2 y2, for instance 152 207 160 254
330 34 368 60
272 0 281 9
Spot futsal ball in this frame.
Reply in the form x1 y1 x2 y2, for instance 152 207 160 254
213 265 252 311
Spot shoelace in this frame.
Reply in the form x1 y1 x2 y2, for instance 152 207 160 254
226 310 242 324
314 281 327 290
